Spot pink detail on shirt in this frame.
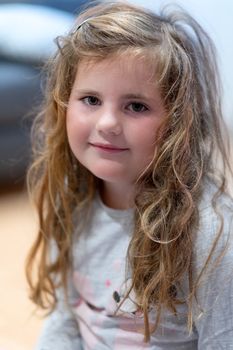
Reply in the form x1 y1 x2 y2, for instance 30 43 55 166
105 279 111 287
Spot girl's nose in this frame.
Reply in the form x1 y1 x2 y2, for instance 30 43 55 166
96 109 122 135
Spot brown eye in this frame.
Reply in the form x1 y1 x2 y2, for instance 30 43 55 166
83 96 100 105
128 102 148 113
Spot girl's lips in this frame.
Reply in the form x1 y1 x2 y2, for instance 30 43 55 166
89 142 129 152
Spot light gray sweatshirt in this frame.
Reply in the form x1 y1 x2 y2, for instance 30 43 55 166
35 183 233 349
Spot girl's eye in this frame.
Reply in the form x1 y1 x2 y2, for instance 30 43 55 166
128 102 148 113
82 96 100 106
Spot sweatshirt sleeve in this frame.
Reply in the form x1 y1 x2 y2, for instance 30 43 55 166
193 194 233 348
34 241 82 349
35 300 82 350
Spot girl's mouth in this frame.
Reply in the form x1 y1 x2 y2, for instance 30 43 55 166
89 142 129 153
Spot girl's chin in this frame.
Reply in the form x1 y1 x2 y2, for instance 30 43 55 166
89 166 129 184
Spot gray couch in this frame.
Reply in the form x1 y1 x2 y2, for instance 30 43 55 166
0 0 86 186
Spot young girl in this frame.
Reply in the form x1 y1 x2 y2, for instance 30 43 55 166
26 1 233 349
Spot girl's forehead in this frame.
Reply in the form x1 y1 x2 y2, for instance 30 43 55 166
77 53 158 83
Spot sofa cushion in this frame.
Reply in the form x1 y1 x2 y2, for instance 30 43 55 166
0 62 41 124
0 3 75 64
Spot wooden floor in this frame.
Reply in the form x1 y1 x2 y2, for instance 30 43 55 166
0 188 42 350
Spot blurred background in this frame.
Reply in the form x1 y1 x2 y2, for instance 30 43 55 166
0 0 232 349
0 1 85 349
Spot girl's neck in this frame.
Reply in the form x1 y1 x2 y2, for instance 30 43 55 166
100 181 135 210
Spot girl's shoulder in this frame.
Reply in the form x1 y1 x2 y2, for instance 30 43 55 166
198 179 233 231
199 179 233 213
194 179 233 271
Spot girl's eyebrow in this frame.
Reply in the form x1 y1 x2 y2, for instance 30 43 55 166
73 88 101 96
122 93 152 102
74 89 153 102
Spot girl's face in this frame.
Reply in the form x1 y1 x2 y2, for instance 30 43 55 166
66 55 165 201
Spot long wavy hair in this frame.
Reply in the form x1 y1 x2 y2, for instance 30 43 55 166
26 0 232 341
